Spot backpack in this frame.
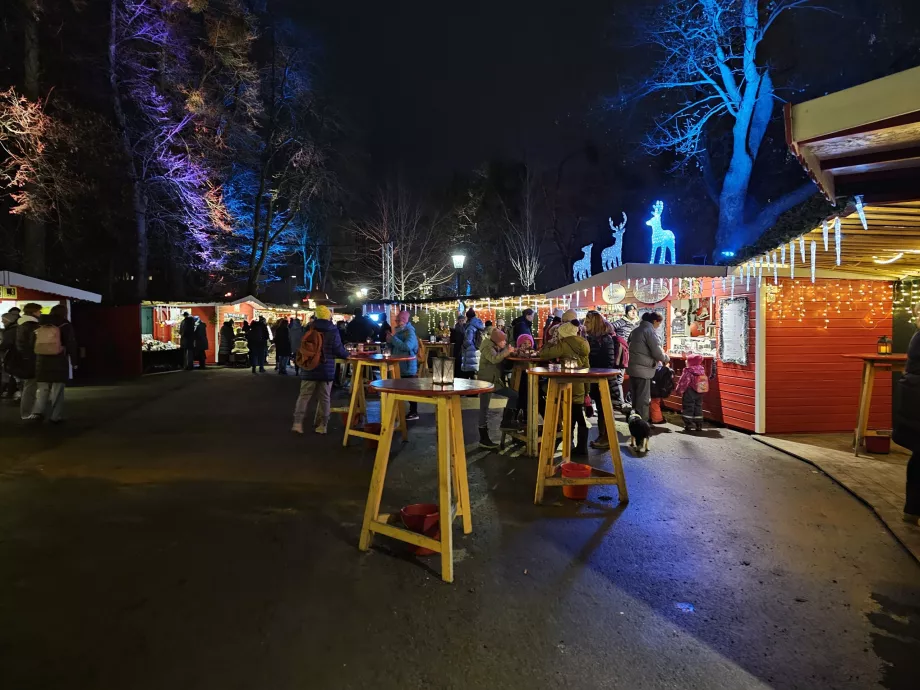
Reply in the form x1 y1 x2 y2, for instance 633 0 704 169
34 324 64 356
693 373 709 394
296 328 324 370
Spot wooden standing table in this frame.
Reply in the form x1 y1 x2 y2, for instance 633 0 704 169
529 367 629 505
842 353 907 455
506 355 548 455
342 354 415 447
359 378 493 583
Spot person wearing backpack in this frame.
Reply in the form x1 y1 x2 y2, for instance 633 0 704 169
13 303 42 419
292 305 348 435
26 304 77 422
461 308 485 378
387 309 420 420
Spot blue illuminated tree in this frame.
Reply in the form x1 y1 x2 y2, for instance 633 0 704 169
622 0 820 255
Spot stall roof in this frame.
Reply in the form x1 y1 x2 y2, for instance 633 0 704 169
1 270 102 303
741 200 920 281
785 66 920 204
546 263 729 299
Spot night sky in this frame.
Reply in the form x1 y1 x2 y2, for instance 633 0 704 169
283 0 623 185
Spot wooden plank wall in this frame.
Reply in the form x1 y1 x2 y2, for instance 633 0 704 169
661 280 758 431
764 278 893 433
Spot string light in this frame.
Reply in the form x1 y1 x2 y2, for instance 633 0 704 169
781 244 786 266
810 240 816 284
823 220 829 251
790 242 795 279
834 217 842 265
773 251 778 284
799 236 806 263
772 280 893 329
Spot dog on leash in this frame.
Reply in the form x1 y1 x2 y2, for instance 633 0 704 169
622 404 651 453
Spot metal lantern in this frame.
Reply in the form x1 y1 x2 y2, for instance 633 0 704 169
877 335 893 355
432 355 454 385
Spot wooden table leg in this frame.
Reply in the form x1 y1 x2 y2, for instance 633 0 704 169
358 392 399 551
435 398 454 582
534 379 560 504
528 371 540 457
599 379 629 503
391 364 408 441
854 361 877 455
511 365 522 394
343 360 365 447
560 383 572 462
449 396 472 535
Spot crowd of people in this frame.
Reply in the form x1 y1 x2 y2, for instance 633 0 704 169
1 303 79 423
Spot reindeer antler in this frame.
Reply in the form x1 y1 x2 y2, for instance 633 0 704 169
652 200 664 217
609 212 627 233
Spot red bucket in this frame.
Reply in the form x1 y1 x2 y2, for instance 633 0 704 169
561 462 591 500
400 503 440 556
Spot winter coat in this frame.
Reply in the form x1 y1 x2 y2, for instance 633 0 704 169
478 338 512 387
461 317 485 373
539 335 591 399
246 320 269 347
13 314 40 379
288 319 304 354
676 355 707 397
35 314 78 384
345 315 378 344
219 323 235 355
299 319 349 382
627 320 669 379
193 321 209 352
179 316 196 349
379 322 392 342
511 315 534 344
613 316 639 341
1 314 18 368
650 365 675 399
389 322 419 376
894 330 920 452
587 333 617 370
274 323 292 357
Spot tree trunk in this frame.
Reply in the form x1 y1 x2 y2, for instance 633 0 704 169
22 2 45 276
108 0 149 300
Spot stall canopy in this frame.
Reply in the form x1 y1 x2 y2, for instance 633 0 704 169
785 65 920 204
0 270 101 303
546 263 729 299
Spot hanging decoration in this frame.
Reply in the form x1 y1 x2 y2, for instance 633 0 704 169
810 240 816 284
823 220 829 251
745 263 751 291
855 195 867 230
602 213 627 270
799 236 806 263
757 258 763 287
772 252 778 284
721 276 726 292
790 242 795 279
731 274 736 298
646 201 676 264
572 244 593 281
773 279 892 329
602 283 626 304
834 217 842 265
633 279 671 304
781 244 786 266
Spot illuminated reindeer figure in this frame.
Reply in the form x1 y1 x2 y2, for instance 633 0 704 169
646 200 675 264
601 212 627 271
572 244 593 281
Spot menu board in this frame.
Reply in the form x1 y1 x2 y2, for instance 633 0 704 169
718 297 748 365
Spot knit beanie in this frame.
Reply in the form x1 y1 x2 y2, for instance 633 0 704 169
553 308 564 318
561 309 577 323
516 334 534 349
315 305 331 320
490 329 506 346
466 308 476 320
558 323 579 339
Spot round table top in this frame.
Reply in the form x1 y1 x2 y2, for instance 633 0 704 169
370 378 494 396
506 355 548 362
348 353 416 362
425 341 451 346
841 353 907 362
526 366 623 378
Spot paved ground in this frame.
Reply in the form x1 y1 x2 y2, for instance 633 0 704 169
1 369 919 690
756 435 920 564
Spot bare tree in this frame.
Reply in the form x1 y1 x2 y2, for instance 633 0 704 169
622 0 820 253
500 164 543 291
349 180 453 300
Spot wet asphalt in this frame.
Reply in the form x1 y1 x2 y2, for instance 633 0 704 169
0 368 918 690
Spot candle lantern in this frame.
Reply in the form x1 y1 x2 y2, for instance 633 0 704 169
877 336 893 355
432 355 454 385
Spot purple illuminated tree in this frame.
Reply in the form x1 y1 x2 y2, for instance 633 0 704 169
622 0 820 255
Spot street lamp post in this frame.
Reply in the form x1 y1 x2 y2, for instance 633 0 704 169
452 253 466 298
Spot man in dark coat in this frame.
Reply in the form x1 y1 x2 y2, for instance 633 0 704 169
28 304 78 423
193 318 209 369
511 308 535 343
1 308 21 398
273 318 292 374
246 317 269 373
14 303 42 419
218 319 235 365
179 312 196 370
344 308 378 344
894 320 920 521
292 305 348 434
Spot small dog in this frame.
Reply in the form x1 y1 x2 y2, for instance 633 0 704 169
627 409 651 453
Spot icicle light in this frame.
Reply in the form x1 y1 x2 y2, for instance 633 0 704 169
834 217 842 265
790 243 795 279
781 245 786 266
810 240 816 284
823 220 829 251
773 252 778 284
855 195 867 230
721 276 726 292
799 236 806 263
731 274 736 298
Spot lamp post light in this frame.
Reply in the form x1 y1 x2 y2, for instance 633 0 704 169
452 253 466 298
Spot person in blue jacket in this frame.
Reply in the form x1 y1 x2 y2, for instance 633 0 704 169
387 309 420 420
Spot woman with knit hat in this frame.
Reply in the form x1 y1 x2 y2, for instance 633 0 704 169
476 327 519 449
538 318 591 456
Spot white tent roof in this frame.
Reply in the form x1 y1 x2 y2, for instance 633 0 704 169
546 263 729 299
0 270 102 303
